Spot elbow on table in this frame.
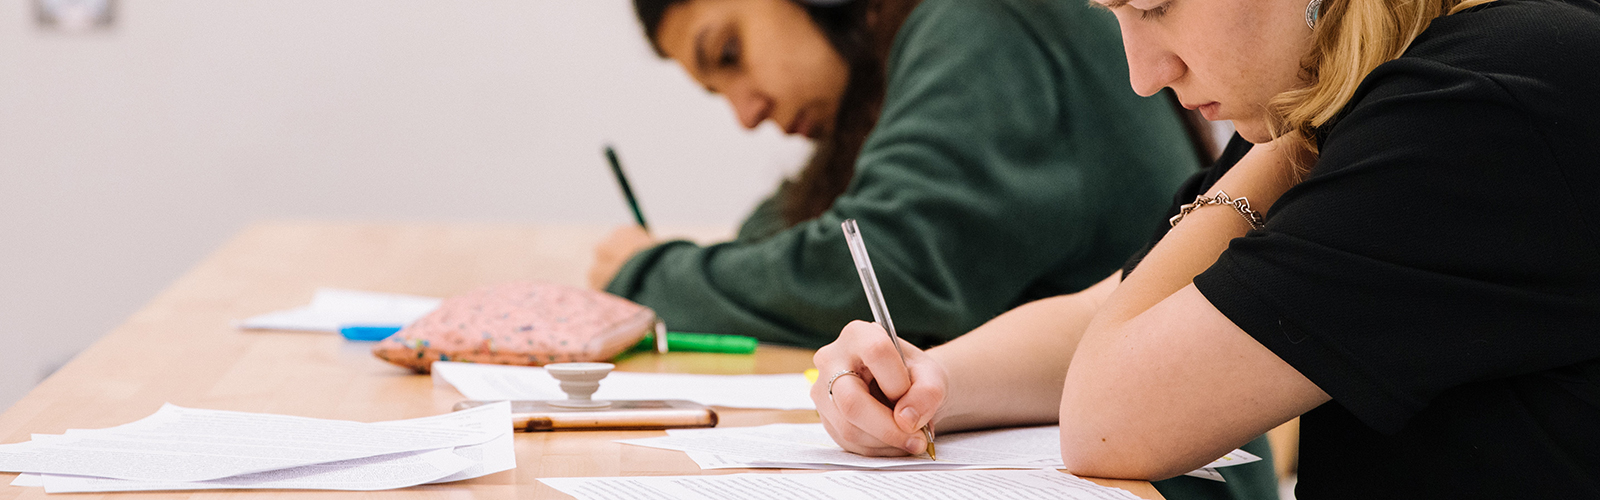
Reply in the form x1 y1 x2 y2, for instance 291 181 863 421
1059 428 1194 481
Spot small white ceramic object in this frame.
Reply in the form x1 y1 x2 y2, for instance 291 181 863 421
545 362 615 408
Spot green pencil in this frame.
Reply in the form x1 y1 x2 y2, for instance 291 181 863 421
604 145 648 231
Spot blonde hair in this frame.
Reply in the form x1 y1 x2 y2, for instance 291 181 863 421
1270 0 1496 166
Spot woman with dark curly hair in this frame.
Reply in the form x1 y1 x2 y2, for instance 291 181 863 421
590 0 1209 353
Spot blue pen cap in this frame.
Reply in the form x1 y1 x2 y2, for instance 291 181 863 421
340 325 403 341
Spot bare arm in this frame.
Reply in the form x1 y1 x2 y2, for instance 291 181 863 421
931 272 1118 431
1060 138 1331 479
811 273 1117 455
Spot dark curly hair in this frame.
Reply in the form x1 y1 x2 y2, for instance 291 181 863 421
632 0 1214 226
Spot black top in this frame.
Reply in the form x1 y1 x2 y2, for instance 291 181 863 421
1128 0 1600 497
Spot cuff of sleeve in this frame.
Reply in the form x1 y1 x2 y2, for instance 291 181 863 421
1194 257 1422 435
604 240 695 299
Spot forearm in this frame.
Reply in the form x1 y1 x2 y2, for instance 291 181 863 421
1058 138 1318 478
929 274 1117 432
1088 138 1299 331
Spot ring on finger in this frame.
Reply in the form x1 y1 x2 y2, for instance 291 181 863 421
827 370 860 398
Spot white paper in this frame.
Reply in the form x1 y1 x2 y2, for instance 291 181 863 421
539 469 1145 500
376 400 517 483
36 448 472 493
8 435 60 487
0 404 495 482
680 451 1025 471
621 424 1058 470
621 423 1258 482
433 360 815 410
1202 449 1261 469
1184 468 1224 482
1176 449 1263 482
237 288 441 332
8 402 516 493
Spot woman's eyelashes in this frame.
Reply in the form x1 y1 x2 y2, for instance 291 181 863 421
717 33 742 70
1139 1 1172 20
696 29 741 94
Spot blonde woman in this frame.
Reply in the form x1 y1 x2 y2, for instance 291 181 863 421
811 0 1600 497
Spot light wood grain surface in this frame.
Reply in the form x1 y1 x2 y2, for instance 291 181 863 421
0 222 1161 500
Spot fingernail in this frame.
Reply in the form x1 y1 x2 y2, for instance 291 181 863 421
898 407 920 432
905 436 926 455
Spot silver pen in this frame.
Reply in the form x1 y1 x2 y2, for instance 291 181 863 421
841 219 936 459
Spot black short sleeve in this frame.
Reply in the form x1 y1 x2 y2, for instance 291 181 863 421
1193 0 1600 435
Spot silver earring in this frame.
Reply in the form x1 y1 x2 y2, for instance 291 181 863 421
1305 0 1322 29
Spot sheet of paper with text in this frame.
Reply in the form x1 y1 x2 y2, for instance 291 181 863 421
540 469 1145 500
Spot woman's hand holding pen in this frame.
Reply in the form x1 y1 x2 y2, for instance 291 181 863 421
812 320 948 457
587 225 656 290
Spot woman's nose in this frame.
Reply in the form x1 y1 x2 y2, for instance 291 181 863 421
723 81 772 129
1121 26 1184 97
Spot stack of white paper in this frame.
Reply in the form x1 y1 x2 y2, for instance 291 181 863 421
432 360 816 410
617 423 1259 481
237 288 441 332
2 402 515 493
541 469 1146 500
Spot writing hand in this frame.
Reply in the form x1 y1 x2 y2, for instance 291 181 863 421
811 320 947 456
587 225 656 290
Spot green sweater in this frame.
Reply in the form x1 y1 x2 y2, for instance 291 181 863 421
612 4 1281 495
609 0 1191 349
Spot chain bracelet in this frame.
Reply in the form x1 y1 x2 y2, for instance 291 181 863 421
1168 190 1266 230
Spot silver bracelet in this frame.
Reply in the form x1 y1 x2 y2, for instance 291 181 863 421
1169 190 1266 230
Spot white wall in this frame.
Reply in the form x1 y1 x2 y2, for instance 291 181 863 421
0 0 812 410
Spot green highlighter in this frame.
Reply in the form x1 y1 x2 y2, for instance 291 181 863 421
660 331 759 353
627 326 759 355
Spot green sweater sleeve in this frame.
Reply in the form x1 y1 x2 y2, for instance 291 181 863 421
607 0 1194 349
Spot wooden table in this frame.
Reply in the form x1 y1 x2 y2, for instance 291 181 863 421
0 222 1162 499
